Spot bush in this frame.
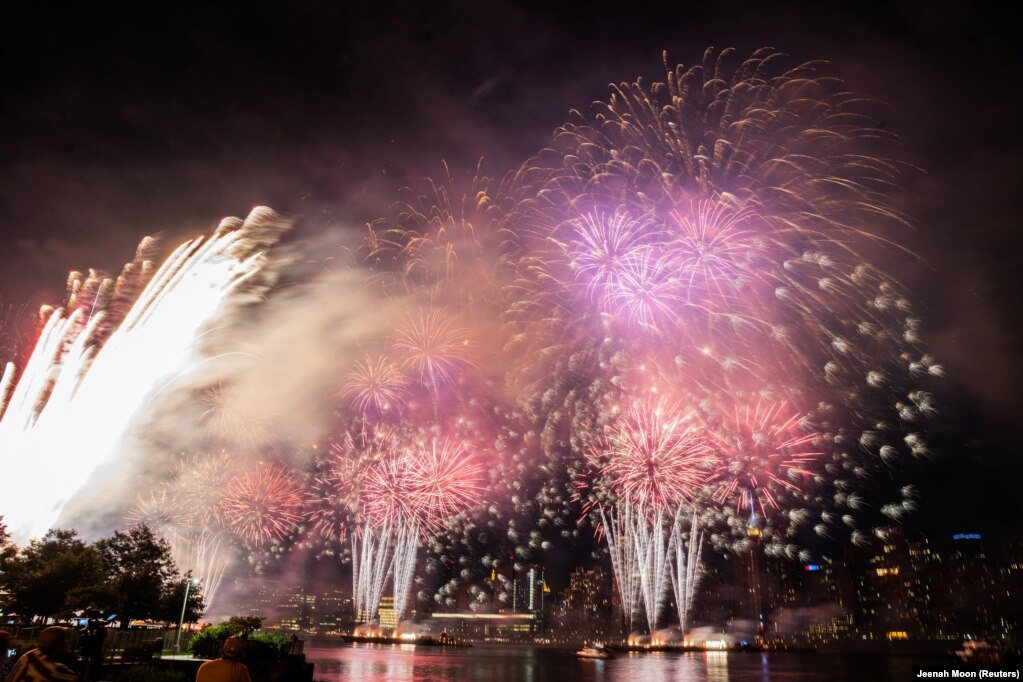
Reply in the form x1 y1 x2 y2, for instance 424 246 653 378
115 667 188 682
188 624 235 659
188 624 291 662
249 633 291 661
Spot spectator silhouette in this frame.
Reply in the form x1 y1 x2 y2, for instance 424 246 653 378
195 636 251 682
5 626 78 682
78 611 106 682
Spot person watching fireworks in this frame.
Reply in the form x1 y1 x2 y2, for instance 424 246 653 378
4 626 79 682
195 636 251 682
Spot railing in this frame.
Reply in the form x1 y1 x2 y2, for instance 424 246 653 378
5 626 308 664
5 625 196 662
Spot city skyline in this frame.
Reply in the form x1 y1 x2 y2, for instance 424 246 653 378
230 526 1022 647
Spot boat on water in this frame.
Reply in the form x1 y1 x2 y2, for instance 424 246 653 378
954 640 1004 665
576 643 613 659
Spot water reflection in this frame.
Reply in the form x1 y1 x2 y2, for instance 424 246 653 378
303 644 919 682
705 651 728 682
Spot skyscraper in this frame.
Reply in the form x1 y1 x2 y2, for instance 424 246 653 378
942 534 1002 641
852 525 920 640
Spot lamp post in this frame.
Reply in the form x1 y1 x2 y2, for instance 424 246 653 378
175 577 201 654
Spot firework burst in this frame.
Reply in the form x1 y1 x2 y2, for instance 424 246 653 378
221 463 306 545
585 398 717 512
362 162 508 308
506 46 934 532
400 435 485 532
490 48 941 632
576 396 717 634
341 354 409 417
305 429 395 545
124 451 242 609
351 431 485 622
174 450 239 528
707 397 823 516
126 487 189 535
393 308 474 389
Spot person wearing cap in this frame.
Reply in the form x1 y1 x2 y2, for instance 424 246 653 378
0 629 15 680
195 636 251 682
4 626 79 682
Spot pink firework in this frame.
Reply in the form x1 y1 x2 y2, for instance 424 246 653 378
392 307 474 388
341 354 409 416
667 198 766 307
363 435 483 535
406 436 485 530
562 212 682 331
610 247 682 330
567 212 658 309
361 449 417 527
307 429 395 540
305 461 354 543
591 398 717 512
708 398 823 514
221 463 306 544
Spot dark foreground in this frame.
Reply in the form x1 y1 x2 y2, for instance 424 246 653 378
304 643 937 682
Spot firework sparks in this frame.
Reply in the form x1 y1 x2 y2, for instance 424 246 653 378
174 450 239 528
126 487 189 536
579 397 716 633
341 354 409 416
198 383 276 450
221 462 306 545
351 432 484 622
0 302 34 368
496 47 938 632
126 473 233 609
0 208 287 544
586 398 717 511
305 429 393 545
707 398 823 516
393 308 474 389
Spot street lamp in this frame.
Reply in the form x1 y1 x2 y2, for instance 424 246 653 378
175 577 201 654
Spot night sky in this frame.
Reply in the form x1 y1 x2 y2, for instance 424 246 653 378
2 0 1021 547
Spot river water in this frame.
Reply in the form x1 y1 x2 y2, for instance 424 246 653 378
304 643 924 681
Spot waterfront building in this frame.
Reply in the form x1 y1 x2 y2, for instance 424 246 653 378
429 612 539 642
851 525 924 639
999 534 1023 641
941 533 1003 641
767 559 850 645
315 591 354 633
907 537 943 639
378 596 397 629
549 566 613 642
509 564 548 635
